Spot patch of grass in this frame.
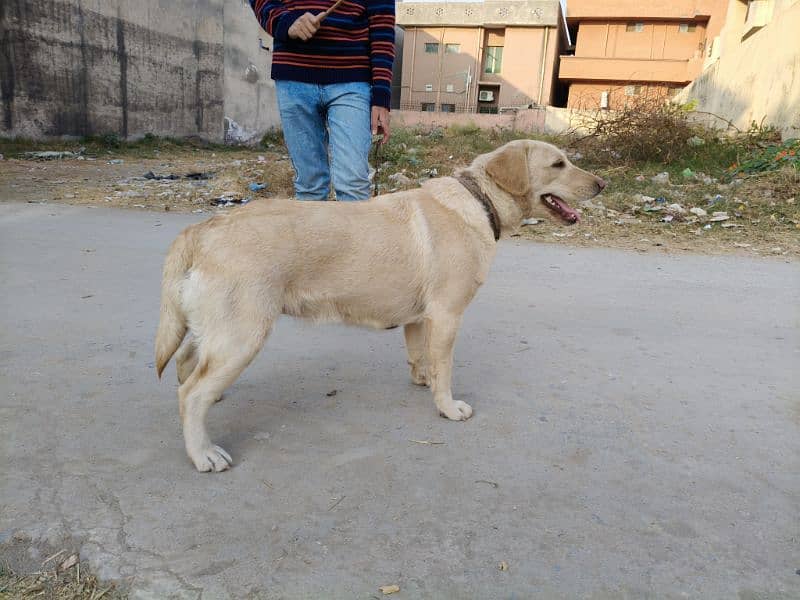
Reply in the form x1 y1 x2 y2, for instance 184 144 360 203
0 133 239 160
260 129 285 149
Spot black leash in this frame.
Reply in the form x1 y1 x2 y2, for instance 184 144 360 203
370 137 382 197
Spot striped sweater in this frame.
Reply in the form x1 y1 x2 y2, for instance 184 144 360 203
250 0 395 109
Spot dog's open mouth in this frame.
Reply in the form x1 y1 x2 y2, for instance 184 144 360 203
542 194 580 223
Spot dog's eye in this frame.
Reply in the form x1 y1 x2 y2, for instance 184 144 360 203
552 160 566 168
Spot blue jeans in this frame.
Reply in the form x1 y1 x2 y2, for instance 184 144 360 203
275 80 372 201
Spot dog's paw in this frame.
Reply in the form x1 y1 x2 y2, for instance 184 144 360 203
438 400 473 421
190 445 233 473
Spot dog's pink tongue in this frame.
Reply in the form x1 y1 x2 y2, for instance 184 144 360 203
552 196 580 223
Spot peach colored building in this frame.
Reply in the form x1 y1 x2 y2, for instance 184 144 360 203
559 0 729 110
396 1 567 113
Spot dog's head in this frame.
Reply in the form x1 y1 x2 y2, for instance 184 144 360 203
480 140 605 224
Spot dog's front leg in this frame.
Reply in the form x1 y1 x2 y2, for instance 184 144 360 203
427 313 473 421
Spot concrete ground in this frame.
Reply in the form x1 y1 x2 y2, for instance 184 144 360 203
1 202 798 599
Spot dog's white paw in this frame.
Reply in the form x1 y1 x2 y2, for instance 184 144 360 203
439 400 473 421
190 445 232 473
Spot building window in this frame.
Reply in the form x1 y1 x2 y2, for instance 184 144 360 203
440 103 455 112
421 102 435 112
625 85 642 96
424 43 439 53
679 23 697 33
478 106 499 114
484 46 503 74
445 43 460 54
626 22 644 32
424 83 433 92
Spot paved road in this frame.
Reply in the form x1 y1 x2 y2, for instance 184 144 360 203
1 202 798 599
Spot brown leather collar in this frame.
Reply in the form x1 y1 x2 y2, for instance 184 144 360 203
456 172 501 241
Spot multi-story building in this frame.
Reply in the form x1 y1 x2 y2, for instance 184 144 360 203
396 1 567 114
559 0 729 110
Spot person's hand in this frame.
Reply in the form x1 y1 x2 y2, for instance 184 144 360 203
372 106 390 145
288 12 321 41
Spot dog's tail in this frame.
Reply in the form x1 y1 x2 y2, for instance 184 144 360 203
155 228 194 378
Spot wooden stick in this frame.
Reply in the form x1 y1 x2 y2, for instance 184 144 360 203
317 0 345 23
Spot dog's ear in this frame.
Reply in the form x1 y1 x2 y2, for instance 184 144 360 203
485 144 530 196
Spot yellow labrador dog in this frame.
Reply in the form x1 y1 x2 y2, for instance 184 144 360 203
155 140 605 472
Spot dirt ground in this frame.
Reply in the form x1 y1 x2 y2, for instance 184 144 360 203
0 145 797 258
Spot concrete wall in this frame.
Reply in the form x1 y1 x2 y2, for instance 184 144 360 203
0 0 280 142
0 0 226 140
568 82 681 110
222 0 280 143
676 0 800 139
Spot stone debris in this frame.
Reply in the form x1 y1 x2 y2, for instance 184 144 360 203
689 207 707 217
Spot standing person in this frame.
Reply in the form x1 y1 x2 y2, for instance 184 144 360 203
250 0 395 201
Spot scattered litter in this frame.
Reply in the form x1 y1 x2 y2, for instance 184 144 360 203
257 155 267 163
409 439 445 445
249 182 268 192
388 172 412 186
733 242 751 248
521 218 541 226
326 389 338 397
721 222 744 228
689 207 707 217
571 152 583 161
655 196 667 204
108 159 124 165
661 215 674 223
0 153 4 160
379 585 400 595
681 168 694 178
552 232 567 237
635 174 646 182
192 209 205 213
687 135 705 147
144 171 178 180
707 194 724 206
643 205 664 212
144 171 212 181
24 150 81 160
771 247 784 254
703 224 712 230
211 196 250 207
666 203 686 214
709 211 730 222
498 561 509 571
475 480 499 488
632 194 655 203
651 172 670 185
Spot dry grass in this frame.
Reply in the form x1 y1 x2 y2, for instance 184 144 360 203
1 121 797 257
0 555 125 600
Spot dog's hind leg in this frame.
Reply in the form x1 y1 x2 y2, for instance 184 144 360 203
404 321 430 386
426 312 473 421
175 335 199 385
178 315 273 472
